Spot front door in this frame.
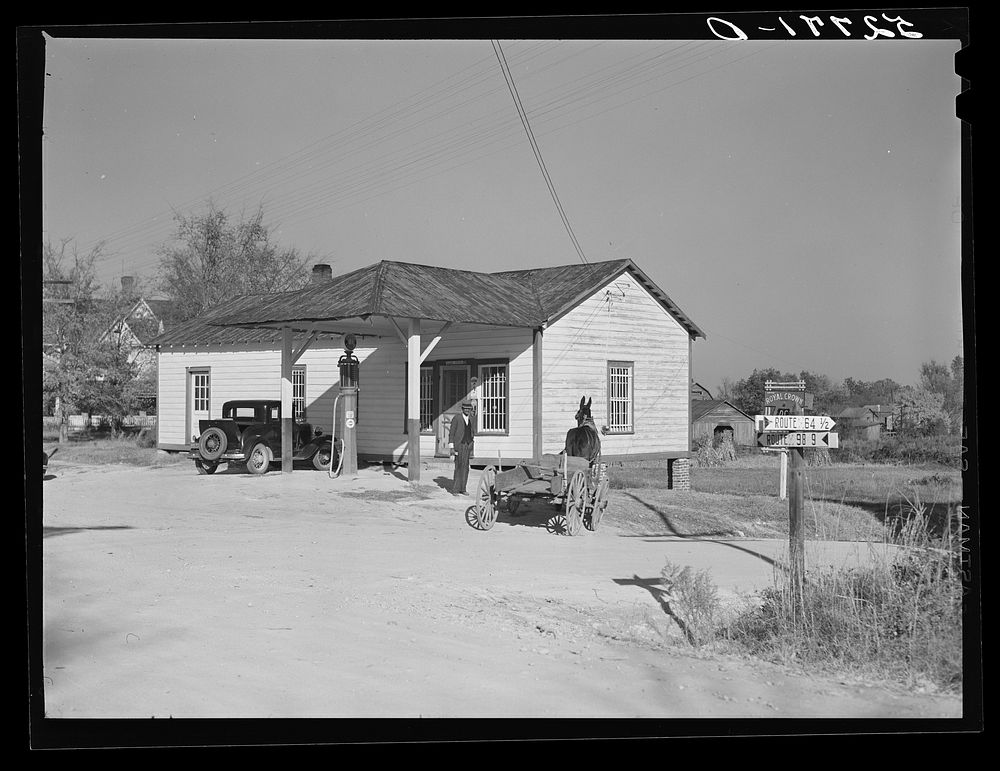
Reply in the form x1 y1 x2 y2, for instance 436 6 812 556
188 369 211 443
436 365 471 456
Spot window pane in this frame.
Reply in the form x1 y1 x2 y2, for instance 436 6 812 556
419 368 433 432
293 366 306 421
608 364 633 432
194 373 210 412
479 365 507 432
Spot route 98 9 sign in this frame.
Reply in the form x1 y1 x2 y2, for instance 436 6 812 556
757 431 839 449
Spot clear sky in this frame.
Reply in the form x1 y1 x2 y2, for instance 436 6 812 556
39 31 964 394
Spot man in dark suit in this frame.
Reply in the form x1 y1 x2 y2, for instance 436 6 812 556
448 401 476 495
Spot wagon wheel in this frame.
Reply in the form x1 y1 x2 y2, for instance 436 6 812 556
585 478 610 531
563 470 587 536
475 465 499 530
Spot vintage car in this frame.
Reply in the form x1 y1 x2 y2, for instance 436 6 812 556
189 399 338 475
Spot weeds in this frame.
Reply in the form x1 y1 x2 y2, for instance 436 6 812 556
722 503 964 692
42 428 187 469
660 560 721 647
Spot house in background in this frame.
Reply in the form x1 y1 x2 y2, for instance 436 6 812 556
835 404 896 440
148 259 705 487
691 399 757 447
99 276 180 382
690 381 714 400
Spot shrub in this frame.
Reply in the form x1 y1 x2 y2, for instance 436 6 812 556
839 434 963 467
136 426 158 448
694 436 734 468
661 560 721 647
722 505 964 691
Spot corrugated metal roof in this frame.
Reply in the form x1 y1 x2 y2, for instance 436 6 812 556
150 293 338 346
208 261 545 329
151 259 704 346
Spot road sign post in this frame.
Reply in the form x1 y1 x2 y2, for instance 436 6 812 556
764 381 808 602
788 447 806 602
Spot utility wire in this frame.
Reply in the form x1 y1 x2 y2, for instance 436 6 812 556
492 39 589 265
83 42 774 276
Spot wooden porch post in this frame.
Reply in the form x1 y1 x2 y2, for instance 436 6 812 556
533 327 544 461
407 318 421 482
281 326 293 473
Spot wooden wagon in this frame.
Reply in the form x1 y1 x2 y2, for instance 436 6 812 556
471 453 610 536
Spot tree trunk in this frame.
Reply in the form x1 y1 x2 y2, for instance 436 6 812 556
56 398 69 444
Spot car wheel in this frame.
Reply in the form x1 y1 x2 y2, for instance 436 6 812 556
195 460 219 475
312 439 343 473
246 443 270 475
312 445 331 471
312 441 341 471
198 428 228 461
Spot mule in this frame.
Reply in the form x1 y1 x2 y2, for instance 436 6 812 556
564 396 601 466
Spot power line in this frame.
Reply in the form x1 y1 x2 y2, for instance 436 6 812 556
492 40 588 265
84 44 756 272
77 42 778 277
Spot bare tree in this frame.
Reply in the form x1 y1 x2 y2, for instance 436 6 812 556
156 202 315 322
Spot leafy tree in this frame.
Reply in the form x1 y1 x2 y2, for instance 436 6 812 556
919 357 963 433
43 240 153 441
156 202 315 322
895 386 950 436
43 239 106 441
841 377 901 406
729 368 786 416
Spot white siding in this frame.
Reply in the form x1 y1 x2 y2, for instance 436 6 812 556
157 328 534 458
353 325 533 461
157 342 347 446
156 271 693 461
542 273 691 457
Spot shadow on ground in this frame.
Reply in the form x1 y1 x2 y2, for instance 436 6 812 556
44 525 134 539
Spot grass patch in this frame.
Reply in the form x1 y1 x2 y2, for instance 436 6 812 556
42 432 187 469
604 456 962 542
644 502 966 693
721 506 964 692
606 489 882 541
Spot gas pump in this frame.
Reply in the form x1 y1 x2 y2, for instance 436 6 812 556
337 333 360 475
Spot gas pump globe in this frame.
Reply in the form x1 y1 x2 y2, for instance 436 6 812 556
337 333 360 475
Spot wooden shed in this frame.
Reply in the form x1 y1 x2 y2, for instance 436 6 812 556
149 259 705 484
691 399 757 447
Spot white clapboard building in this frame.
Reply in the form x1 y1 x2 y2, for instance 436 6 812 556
149 259 705 487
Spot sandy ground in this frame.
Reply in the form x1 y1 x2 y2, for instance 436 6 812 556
38 457 962 727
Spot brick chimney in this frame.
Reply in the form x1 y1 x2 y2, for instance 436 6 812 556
311 264 333 284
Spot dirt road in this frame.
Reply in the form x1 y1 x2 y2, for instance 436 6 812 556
38 459 962 725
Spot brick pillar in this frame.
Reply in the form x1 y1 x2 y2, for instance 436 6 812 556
667 458 691 491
